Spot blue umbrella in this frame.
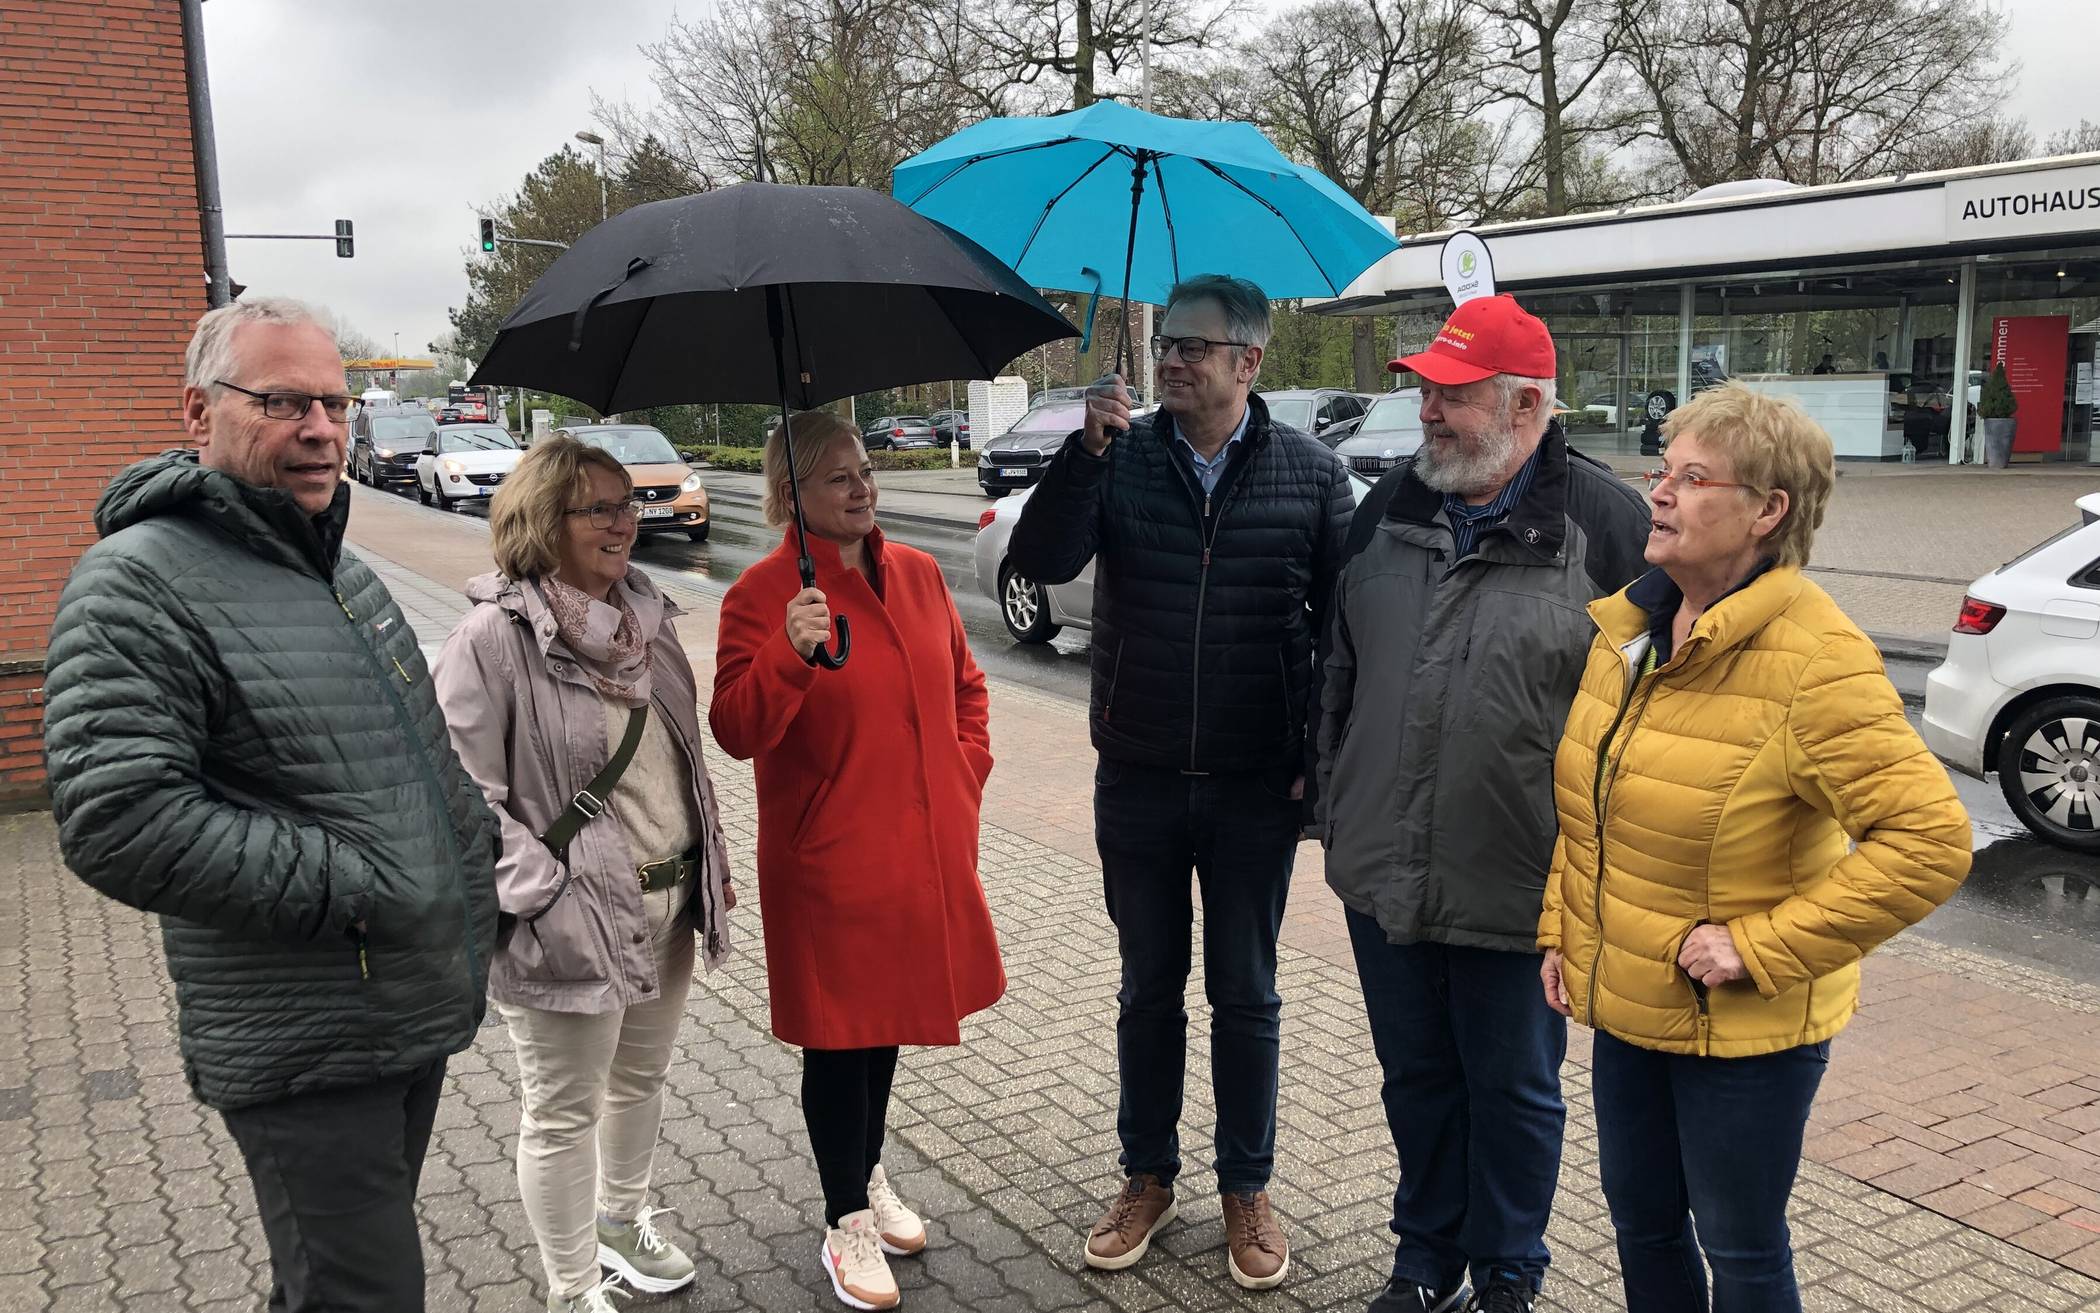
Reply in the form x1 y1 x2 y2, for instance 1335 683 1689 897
892 100 1399 373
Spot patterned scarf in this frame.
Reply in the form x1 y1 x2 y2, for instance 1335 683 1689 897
535 575 653 705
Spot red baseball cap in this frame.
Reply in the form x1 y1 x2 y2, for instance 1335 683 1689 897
1390 294 1556 385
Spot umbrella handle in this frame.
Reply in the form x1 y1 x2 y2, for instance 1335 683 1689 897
810 614 851 670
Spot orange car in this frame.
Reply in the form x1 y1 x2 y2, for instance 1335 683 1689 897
558 423 710 542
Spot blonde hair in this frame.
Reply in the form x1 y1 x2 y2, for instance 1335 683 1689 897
1661 383 1834 569
761 410 865 527
488 434 632 579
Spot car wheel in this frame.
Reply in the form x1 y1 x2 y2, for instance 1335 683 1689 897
999 564 1060 644
437 486 456 512
1996 695 2100 854
416 479 431 506
686 525 709 542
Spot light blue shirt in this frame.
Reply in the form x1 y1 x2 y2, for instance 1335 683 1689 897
1171 406 1251 495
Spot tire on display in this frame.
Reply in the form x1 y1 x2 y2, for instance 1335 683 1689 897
999 563 1059 644
1995 694 2100 855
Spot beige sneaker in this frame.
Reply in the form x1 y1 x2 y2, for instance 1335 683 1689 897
822 1209 900 1310
868 1164 926 1256
1083 1173 1177 1271
1221 1190 1290 1290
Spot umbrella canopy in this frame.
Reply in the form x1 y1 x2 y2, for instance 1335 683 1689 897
470 182 1078 412
891 101 1399 308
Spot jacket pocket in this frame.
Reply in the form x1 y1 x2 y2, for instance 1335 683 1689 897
509 877 609 985
791 776 839 851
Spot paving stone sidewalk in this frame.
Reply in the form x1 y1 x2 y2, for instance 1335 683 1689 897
4 491 2098 1311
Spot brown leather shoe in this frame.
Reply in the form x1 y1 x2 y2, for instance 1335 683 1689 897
1221 1190 1290 1290
1083 1174 1177 1270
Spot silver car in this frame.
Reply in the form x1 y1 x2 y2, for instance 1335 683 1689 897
864 415 939 450
1332 389 1424 479
974 468 1373 643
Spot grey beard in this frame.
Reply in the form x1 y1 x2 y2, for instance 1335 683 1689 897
1415 420 1520 497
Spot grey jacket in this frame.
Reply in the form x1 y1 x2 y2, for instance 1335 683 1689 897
1315 426 1651 952
431 570 733 1013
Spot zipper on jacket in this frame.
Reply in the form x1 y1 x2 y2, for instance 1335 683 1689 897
355 927 371 981
1583 649 1661 1024
331 585 483 1002
1103 639 1126 725
1189 485 1236 771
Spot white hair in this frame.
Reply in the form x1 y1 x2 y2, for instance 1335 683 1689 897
1496 371 1558 418
184 297 339 393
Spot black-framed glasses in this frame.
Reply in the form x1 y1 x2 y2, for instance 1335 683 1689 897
563 499 645 530
1150 334 1250 364
213 380 355 422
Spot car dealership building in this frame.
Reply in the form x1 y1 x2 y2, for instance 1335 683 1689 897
1325 153 2100 465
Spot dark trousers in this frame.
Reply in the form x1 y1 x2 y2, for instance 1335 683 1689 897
1593 1030 1829 1313
1346 909 1566 1292
220 1057 447 1313
1094 759 1300 1194
803 1045 900 1226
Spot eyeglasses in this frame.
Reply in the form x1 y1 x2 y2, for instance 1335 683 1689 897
214 380 355 422
563 498 645 530
1150 334 1250 364
1644 468 1759 494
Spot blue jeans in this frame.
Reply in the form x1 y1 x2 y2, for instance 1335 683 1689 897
1346 908 1567 1292
1592 1029 1829 1312
1094 759 1300 1194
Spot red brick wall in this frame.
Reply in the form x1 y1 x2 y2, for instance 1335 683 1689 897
0 0 206 802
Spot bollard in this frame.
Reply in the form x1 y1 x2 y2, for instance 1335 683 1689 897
950 437 959 469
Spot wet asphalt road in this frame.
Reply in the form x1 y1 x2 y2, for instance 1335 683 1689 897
403 482 2100 982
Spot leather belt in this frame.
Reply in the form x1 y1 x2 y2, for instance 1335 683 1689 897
637 849 701 894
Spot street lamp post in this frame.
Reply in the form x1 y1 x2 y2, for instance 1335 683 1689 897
575 131 608 224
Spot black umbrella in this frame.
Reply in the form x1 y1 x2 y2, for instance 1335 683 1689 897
472 183 1078 669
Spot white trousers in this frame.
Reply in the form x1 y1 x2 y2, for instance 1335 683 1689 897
497 884 694 1298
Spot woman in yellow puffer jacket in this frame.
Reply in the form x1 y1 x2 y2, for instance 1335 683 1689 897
1536 383 1970 1313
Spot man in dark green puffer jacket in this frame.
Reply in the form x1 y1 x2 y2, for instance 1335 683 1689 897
43 299 499 1313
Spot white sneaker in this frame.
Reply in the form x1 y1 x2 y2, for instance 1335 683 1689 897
822 1209 900 1310
867 1164 927 1256
547 1272 630 1313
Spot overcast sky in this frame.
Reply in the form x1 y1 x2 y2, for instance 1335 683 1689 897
204 0 2098 362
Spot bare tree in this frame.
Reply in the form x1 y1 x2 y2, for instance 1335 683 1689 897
2044 119 2100 157
1472 0 1645 214
966 0 1239 110
1895 113 2033 173
1621 0 2011 192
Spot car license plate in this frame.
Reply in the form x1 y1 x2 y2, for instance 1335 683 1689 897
641 506 673 520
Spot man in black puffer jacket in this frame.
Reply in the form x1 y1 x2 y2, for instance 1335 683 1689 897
43 299 499 1313
1010 275 1352 1291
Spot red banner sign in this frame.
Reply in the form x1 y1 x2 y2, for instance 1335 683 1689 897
1989 315 2068 453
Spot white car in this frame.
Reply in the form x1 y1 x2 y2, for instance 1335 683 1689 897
974 467 1372 643
415 423 524 512
1922 492 2100 852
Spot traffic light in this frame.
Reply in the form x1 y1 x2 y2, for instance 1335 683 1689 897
334 218 353 258
479 218 496 253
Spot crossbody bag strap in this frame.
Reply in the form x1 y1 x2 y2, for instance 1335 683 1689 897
539 705 648 861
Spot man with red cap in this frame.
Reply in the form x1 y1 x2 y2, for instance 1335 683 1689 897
1311 294 1649 1313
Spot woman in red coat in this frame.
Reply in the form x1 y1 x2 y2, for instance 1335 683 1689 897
710 409 1005 1311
